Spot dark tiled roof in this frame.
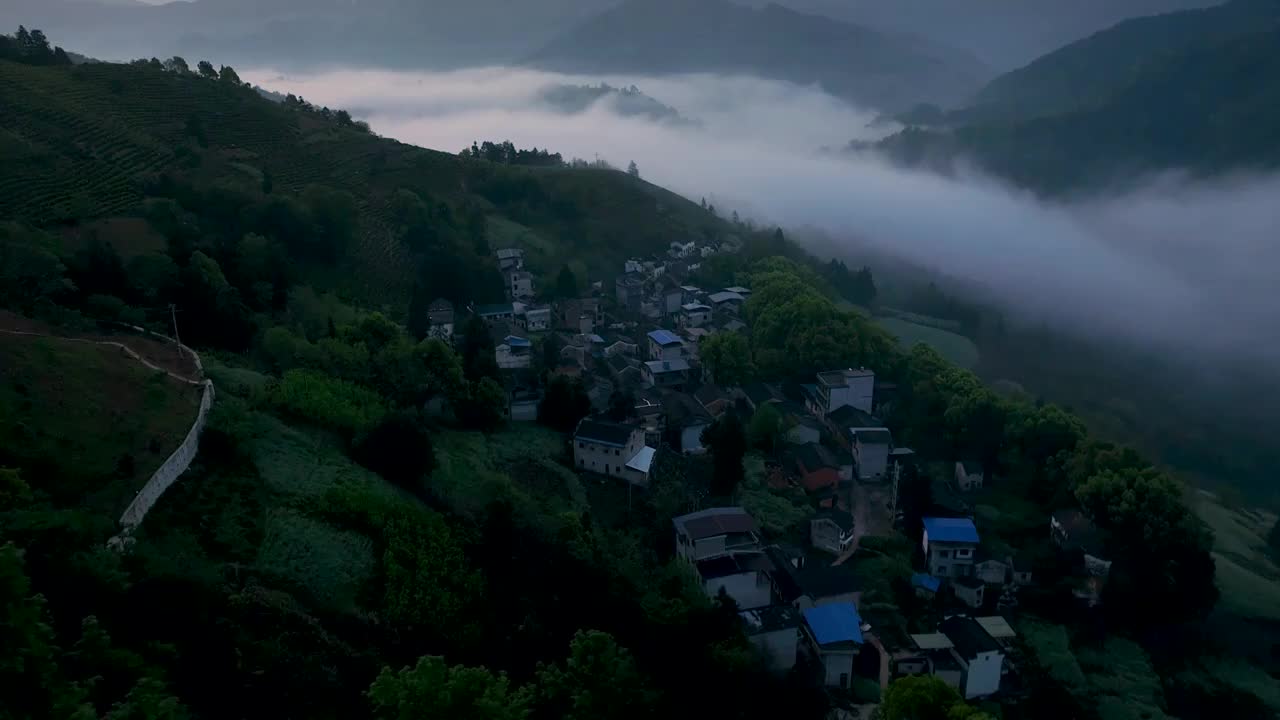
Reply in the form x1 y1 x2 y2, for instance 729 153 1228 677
695 383 728 406
765 547 803 603
575 419 637 447
940 616 1001 658
743 382 781 407
674 507 757 540
697 552 774 580
794 443 838 473
828 405 881 428
663 391 712 427
851 428 893 445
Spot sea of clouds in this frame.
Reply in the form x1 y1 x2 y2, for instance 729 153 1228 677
244 66 1280 366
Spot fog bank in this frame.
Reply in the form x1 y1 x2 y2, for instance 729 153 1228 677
244 66 1280 365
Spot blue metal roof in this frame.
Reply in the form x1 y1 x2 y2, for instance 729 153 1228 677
503 336 531 347
803 602 863 645
647 329 681 346
923 517 980 544
911 573 941 593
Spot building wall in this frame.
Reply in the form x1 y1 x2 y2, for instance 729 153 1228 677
927 544 976 577
649 339 683 361
525 311 550 331
510 400 538 423
574 431 643 479
750 628 799 673
855 441 889 480
955 584 984 608
676 534 729 563
821 651 857 688
961 651 1003 698
974 561 1008 585
810 519 845 554
682 309 711 327
934 668 963 691
680 424 708 454
496 346 532 369
704 571 772 610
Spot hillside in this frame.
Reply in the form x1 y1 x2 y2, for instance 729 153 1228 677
525 0 993 112
0 56 730 312
969 0 1280 122
869 16 1280 193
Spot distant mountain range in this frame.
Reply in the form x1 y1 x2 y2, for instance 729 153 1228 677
537 83 696 126
865 0 1280 194
525 0 993 112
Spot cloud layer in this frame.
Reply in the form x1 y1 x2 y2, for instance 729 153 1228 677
244 66 1280 366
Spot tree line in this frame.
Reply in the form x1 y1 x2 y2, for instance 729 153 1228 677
0 25 71 66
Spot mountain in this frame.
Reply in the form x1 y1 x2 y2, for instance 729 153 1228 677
525 0 993 113
537 82 696 125
969 0 1280 122
747 0 1221 71
868 0 1280 194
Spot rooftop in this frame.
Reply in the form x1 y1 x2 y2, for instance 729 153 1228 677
694 383 729 407
724 286 751 295
924 517 980 544
803 602 864 646
697 551 774 580
975 616 1017 640
794 443 839 474
818 368 875 387
910 632 955 651
645 358 691 374
827 405 881 428
575 419 638 447
911 573 941 593
674 507 757 541
708 291 746 304
502 335 531 347
743 382 782 407
850 427 893 445
475 303 514 316
741 605 801 635
626 446 656 474
647 329 682 346
663 391 712 427
940 616 1002 659
495 248 524 259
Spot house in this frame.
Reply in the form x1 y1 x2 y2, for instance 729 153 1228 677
673 507 760 563
785 414 823 445
849 427 893 481
615 273 646 311
724 285 751 296
475 303 515 325
708 290 746 314
741 382 783 412
646 329 684 361
634 391 665 444
522 305 552 332
912 573 941 599
680 285 702 304
741 606 801 673
508 387 540 422
495 335 532 369
643 358 690 389
680 303 712 328
953 576 985 609
766 546 861 610
506 269 534 300
426 299 454 340
973 616 1018 651
573 419 654 485
939 616 1004 699
820 403 881 442
792 443 843 499
720 319 747 334
662 391 713 454
496 247 524 271
696 552 775 610
624 258 644 274
810 510 855 555
659 280 685 316
1008 552 1034 586
922 517 980 578
973 552 1010 586
801 603 865 688
606 354 643 389
694 383 732 418
814 368 876 417
603 336 639 358
955 461 984 491
557 298 601 334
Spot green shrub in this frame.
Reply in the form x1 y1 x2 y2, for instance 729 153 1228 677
268 368 384 436
853 677 881 703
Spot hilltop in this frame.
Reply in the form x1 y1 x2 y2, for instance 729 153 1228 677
525 0 993 112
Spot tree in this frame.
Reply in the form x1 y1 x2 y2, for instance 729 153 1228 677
196 60 216 79
381 509 485 647
163 56 189 74
538 377 591 432
368 655 527 720
351 413 435 491
627 161 640 178
699 332 752 387
554 265 579 299
746 402 787 452
702 413 747 497
455 378 507 432
460 316 500 382
533 630 655 720
217 65 241 85
606 389 634 423
0 468 32 511
880 676 973 720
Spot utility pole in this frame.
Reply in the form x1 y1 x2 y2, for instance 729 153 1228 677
168 303 183 363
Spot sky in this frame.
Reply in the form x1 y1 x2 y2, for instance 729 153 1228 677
244 66 1280 368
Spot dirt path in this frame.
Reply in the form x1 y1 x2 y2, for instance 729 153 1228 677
864 632 891 690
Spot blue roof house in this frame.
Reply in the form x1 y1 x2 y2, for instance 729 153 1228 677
922 517 980 579
647 329 684 361
801 602 865 688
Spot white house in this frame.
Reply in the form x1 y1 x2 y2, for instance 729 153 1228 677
646 329 684 360
496 247 524 271
643 358 690 389
495 335 532 369
939 616 1004 699
741 605 800 673
573 419 654 485
801 602 865 689
815 368 875 416
849 427 892 480
953 576 985 609
673 507 760 563
809 510 855 555
955 461 985 491
697 552 774 610
680 303 712 328
475 303 515 325
708 290 746 314
922 517 980 578
524 305 552 332
507 269 535 300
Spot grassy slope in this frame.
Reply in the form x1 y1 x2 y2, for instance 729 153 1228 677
0 59 727 312
875 316 980 369
0 333 201 514
1194 492 1280 621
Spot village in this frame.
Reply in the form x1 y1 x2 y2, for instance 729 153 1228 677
420 239 1118 710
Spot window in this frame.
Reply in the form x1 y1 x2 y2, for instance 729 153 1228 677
615 449 620 456
578 459 584 467
577 442 584 449
938 550 951 559
839 673 849 689
956 548 973 558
